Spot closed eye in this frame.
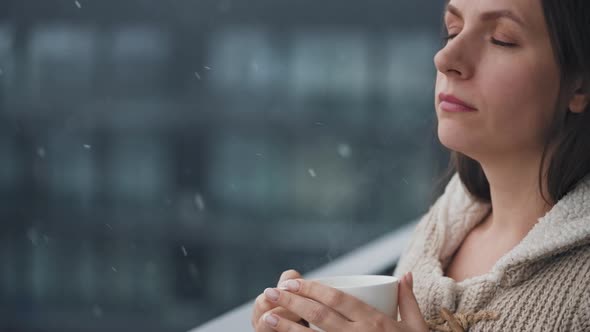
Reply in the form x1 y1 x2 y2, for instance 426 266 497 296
442 34 517 48
442 33 458 43
491 38 518 47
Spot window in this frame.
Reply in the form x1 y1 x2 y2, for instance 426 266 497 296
0 1 447 331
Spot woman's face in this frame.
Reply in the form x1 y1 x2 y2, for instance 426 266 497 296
434 0 560 162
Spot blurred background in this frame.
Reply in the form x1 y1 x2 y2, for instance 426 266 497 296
0 0 449 331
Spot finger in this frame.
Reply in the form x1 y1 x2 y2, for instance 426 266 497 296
264 287 348 331
253 293 275 327
270 307 305 325
262 312 315 332
257 307 306 332
253 270 304 328
398 272 428 330
278 279 376 322
278 269 302 285
254 300 305 327
277 270 306 325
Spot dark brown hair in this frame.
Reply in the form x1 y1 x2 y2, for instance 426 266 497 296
442 0 590 204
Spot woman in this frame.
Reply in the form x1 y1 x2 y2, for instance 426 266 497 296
251 0 590 330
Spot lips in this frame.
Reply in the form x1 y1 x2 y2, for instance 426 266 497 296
439 93 477 113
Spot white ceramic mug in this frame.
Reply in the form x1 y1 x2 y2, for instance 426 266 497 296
308 275 399 331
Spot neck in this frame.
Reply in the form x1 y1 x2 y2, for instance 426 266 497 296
478 152 554 238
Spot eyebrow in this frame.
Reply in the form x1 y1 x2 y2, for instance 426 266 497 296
446 4 526 27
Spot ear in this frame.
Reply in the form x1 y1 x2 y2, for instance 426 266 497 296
569 82 589 114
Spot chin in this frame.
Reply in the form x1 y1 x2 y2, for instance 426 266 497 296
437 120 478 156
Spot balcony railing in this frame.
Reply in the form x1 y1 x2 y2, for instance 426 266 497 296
189 221 416 332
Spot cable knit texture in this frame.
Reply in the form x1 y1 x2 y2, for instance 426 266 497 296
394 173 590 331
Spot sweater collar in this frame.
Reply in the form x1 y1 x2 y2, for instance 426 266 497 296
494 174 590 270
436 173 590 286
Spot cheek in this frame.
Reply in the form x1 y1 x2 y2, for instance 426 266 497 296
481 55 559 144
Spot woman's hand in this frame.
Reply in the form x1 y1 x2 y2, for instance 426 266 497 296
252 269 308 332
260 272 428 332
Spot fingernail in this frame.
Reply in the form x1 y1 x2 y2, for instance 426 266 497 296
264 313 279 327
264 288 280 302
279 279 300 292
408 272 414 288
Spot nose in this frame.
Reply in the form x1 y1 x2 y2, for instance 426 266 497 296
434 35 474 80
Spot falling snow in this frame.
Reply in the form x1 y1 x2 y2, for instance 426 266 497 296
27 227 40 246
308 168 317 177
111 267 117 272
105 223 113 230
75 0 81 8
181 246 188 256
194 71 201 80
83 144 91 149
337 143 352 158
325 251 334 261
188 263 199 278
92 305 103 317
194 193 205 211
37 147 46 158
204 66 211 70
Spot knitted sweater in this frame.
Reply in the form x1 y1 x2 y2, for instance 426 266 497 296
394 173 590 332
